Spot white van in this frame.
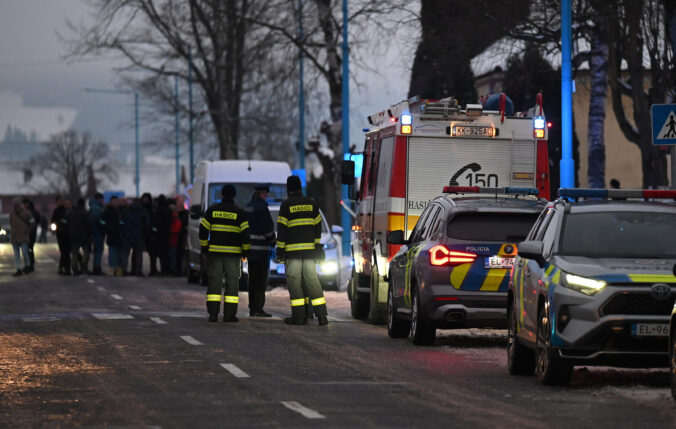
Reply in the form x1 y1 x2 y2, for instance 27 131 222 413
186 160 292 284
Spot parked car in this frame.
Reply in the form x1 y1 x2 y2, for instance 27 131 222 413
386 187 545 345
509 188 676 385
0 214 10 243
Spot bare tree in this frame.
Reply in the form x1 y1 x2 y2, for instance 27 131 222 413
608 0 674 187
65 0 281 160
28 131 118 201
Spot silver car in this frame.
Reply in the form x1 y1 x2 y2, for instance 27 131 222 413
509 190 676 385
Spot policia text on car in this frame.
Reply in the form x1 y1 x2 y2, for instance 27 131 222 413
199 184 250 322
276 175 329 326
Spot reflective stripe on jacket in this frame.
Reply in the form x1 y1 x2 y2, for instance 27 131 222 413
199 201 250 255
276 194 321 259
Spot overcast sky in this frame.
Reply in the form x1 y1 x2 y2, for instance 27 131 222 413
0 0 414 160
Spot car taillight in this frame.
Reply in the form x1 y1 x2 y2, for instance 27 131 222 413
429 245 477 266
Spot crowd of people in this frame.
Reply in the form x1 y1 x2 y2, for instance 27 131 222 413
48 192 189 277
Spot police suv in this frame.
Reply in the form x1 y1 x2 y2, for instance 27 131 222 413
385 187 546 345
508 189 676 385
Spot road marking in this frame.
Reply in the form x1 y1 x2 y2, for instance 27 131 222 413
306 381 409 385
220 363 250 378
150 317 167 325
110 294 123 300
87 279 96 284
22 316 59 323
92 313 134 320
128 305 142 310
96 286 106 292
280 401 325 419
180 335 203 346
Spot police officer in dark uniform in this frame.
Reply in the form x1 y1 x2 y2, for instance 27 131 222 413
199 184 250 322
246 183 276 317
276 175 328 326
50 196 71 275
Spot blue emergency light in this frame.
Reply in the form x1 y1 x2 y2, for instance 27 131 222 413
401 113 412 125
559 188 676 199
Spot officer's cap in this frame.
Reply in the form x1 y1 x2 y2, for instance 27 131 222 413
254 183 270 192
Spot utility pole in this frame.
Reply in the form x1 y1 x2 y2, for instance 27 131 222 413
174 75 180 196
560 0 575 189
83 88 141 197
188 46 195 184
298 0 305 175
341 0 351 254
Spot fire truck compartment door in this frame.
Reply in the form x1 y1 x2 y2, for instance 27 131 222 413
406 136 536 219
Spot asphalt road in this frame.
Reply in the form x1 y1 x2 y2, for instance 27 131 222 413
1 243 674 428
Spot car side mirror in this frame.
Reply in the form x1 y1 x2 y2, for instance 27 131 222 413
341 160 355 185
518 240 545 267
331 225 344 234
386 230 408 245
190 204 202 220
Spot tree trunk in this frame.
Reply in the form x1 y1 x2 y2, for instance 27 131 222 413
586 12 608 188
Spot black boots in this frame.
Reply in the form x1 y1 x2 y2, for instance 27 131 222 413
285 306 307 325
208 314 218 322
314 304 329 326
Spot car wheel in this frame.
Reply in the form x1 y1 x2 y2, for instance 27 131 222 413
387 284 410 338
410 287 435 346
507 301 535 375
350 271 370 319
670 326 676 400
535 304 573 385
369 263 386 325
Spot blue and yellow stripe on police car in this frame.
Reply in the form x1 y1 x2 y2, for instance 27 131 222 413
404 244 424 307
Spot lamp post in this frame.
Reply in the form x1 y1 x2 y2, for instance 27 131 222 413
560 0 575 189
341 0 351 255
298 0 305 175
83 88 140 197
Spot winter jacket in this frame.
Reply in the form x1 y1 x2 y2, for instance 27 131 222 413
154 195 172 246
50 205 69 241
89 198 105 238
67 204 93 247
101 205 122 246
246 194 276 261
9 206 34 244
121 200 150 244
198 200 250 256
169 214 181 248
276 193 322 260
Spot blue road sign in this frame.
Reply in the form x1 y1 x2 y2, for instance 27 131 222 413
651 104 676 145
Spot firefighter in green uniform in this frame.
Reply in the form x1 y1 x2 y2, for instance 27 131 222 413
199 184 250 322
276 175 328 326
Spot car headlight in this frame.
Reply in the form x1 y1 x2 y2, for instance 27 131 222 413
318 261 339 275
50 223 57 232
562 273 607 296
0 228 6 236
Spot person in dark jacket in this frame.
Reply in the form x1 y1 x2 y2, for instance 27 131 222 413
10 197 34 276
23 198 40 272
199 184 250 322
67 198 93 275
89 193 106 275
51 196 71 275
174 195 189 276
276 175 328 326
154 194 172 275
102 196 124 276
246 183 276 317
141 192 159 275
121 198 150 276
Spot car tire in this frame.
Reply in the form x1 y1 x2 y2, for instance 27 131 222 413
410 287 436 346
535 304 573 385
387 284 410 338
507 302 535 375
670 325 676 399
350 272 370 320
369 264 387 325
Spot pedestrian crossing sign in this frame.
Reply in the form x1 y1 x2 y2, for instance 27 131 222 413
651 104 676 145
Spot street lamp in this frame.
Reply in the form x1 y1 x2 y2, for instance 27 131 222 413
83 88 140 198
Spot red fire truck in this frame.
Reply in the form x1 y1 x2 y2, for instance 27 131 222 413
343 94 550 323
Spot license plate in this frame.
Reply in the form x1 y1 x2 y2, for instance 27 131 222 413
452 125 495 137
484 256 515 269
631 323 670 337
276 265 285 274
